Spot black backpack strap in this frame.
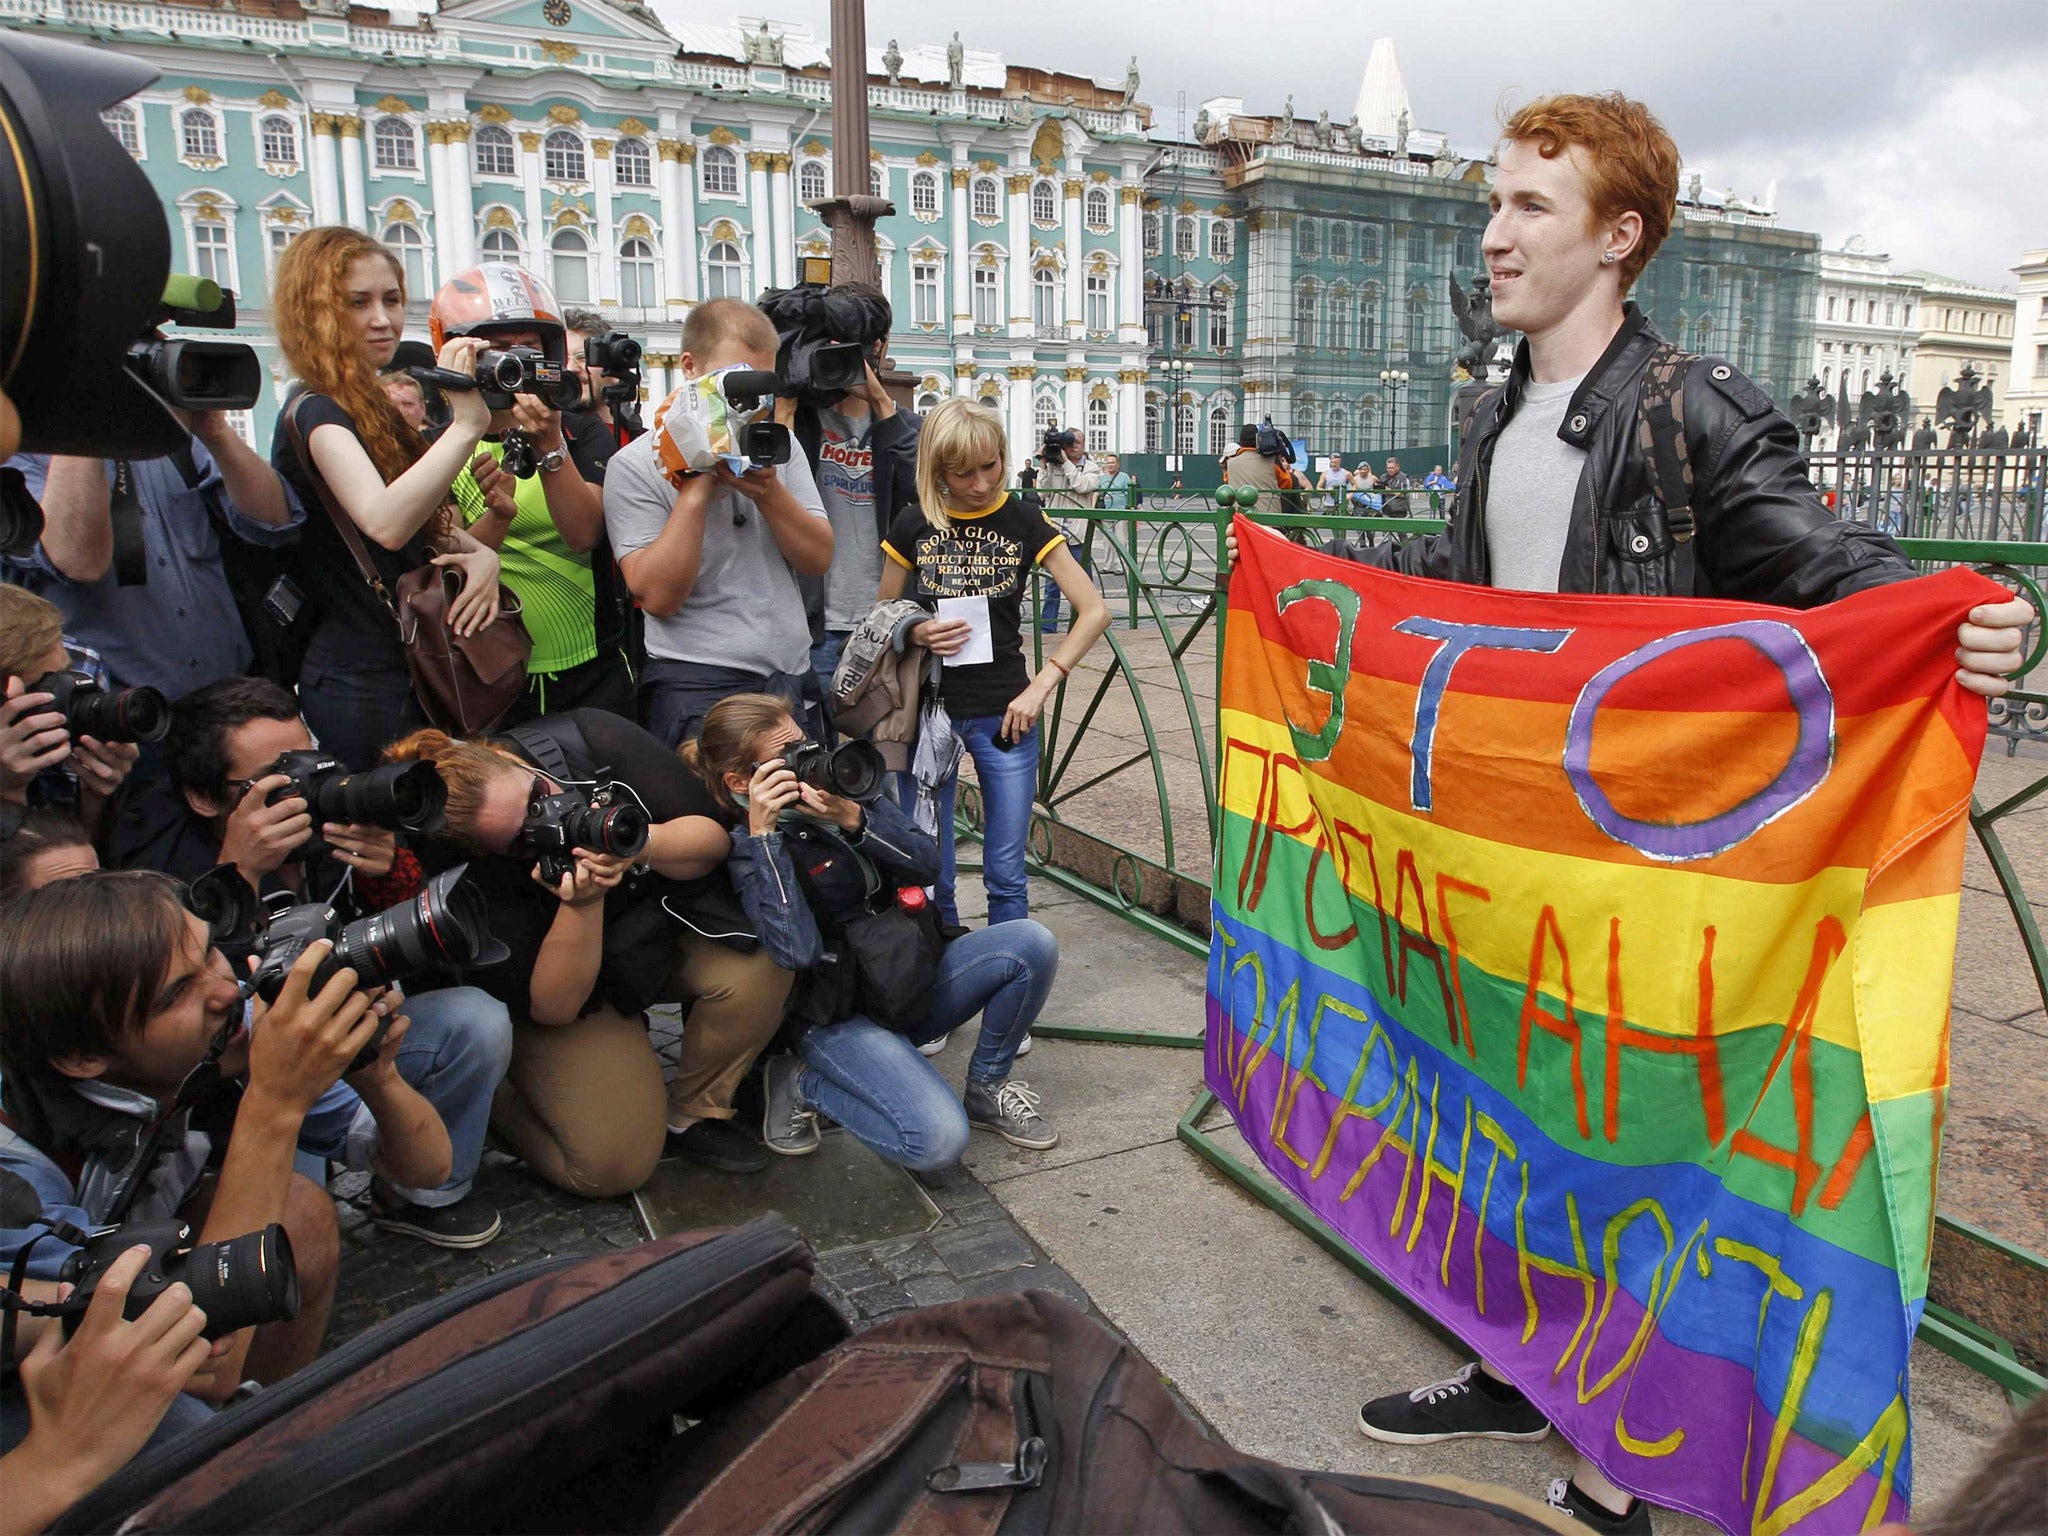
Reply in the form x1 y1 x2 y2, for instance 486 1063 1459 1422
503 717 589 783
1636 345 1699 595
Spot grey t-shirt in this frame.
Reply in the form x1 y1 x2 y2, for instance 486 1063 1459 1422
814 403 884 632
602 430 829 675
1484 374 1587 593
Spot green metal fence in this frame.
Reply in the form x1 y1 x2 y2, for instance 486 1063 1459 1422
964 489 2048 1400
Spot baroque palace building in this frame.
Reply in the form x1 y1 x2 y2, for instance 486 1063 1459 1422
3 1 1821 471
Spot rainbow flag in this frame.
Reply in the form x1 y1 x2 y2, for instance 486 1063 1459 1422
1208 518 1999 1535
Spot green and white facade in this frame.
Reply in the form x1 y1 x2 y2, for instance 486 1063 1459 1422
2 3 1820 471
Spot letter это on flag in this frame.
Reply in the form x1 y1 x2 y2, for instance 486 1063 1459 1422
1207 518 2004 1536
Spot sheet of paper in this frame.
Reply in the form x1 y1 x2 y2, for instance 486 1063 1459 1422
934 595 994 667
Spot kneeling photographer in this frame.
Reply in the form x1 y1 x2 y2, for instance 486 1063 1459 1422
1 586 144 839
106 679 513 1250
685 694 1062 1171
383 708 790 1194
0 870 435 1414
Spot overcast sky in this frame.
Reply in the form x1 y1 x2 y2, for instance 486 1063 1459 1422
676 0 2045 289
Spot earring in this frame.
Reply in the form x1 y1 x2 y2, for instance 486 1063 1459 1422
1601 253 1617 265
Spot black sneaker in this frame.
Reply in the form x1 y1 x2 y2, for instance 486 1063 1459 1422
1355 1362 1550 1444
369 1184 503 1251
667 1117 770 1174
761 1054 821 1157
1545 1478 1653 1534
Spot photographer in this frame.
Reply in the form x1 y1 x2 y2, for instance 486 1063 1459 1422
684 694 1061 1165
0 586 138 838
2 403 303 700
432 270 632 725
563 307 645 457
603 299 833 747
384 708 790 1191
268 227 507 771
102 678 512 1246
1219 423 1281 517
0 872 395 1400
1022 428 1101 635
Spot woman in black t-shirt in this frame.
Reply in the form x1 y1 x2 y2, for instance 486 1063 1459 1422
877 400 1109 931
270 226 507 769
384 710 790 1196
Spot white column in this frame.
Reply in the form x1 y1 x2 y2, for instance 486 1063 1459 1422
1119 373 1142 453
1116 184 1143 341
1006 170 1031 339
1062 365 1084 432
1007 368 1033 453
746 150 774 297
1062 164 1084 341
591 137 617 302
948 163 971 326
768 153 796 290
444 124 476 270
338 116 368 231
519 131 544 261
425 126 458 284
658 140 697 303
308 114 342 225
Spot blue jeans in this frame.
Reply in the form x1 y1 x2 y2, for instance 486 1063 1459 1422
297 662 426 772
811 629 849 737
795 920 1059 1171
899 715 1039 927
294 986 514 1206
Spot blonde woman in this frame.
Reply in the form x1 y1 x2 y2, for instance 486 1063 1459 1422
877 399 1109 930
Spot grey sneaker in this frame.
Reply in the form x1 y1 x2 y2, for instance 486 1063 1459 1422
762 1054 820 1157
964 1078 1058 1150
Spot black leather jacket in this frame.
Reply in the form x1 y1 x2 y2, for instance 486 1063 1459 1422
1345 305 1913 604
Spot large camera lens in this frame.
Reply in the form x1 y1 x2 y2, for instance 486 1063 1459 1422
1 467 44 559
785 739 886 802
807 342 868 398
176 1224 300 1339
125 337 263 413
333 862 508 991
305 761 446 831
477 348 533 394
29 669 169 744
565 800 650 861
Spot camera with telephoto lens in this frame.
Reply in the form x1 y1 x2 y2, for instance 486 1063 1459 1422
755 281 890 409
25 668 169 744
58 1218 298 1342
518 781 651 884
240 864 508 1070
781 738 886 803
262 748 447 861
1041 427 1074 462
584 330 645 433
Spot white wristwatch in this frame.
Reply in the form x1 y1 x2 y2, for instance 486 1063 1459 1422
537 446 568 474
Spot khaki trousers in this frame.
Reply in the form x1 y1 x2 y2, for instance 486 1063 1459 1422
491 934 791 1198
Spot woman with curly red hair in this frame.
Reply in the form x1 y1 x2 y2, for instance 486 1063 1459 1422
268 226 506 769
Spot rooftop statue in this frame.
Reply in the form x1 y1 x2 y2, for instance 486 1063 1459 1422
947 31 964 89
1122 56 1140 108
882 38 903 85
1394 107 1410 156
744 21 785 67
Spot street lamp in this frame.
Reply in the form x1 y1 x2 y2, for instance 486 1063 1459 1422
1160 356 1192 465
1378 369 1409 455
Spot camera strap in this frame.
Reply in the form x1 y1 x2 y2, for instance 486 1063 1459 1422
109 460 150 588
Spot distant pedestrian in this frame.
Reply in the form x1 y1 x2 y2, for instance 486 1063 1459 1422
1316 454 1352 511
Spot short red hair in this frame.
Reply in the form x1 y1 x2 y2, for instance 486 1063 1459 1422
1499 93 1679 292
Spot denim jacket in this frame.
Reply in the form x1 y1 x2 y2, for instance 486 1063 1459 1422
728 794 939 977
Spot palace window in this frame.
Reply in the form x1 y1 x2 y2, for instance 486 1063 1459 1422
1210 219 1232 262
1174 403 1196 457
1086 396 1111 453
1358 295 1378 352
1143 400 1162 453
1175 216 1197 260
180 109 220 163
1404 226 1427 267
1327 402 1350 451
619 237 658 307
1085 271 1110 332
704 239 744 297
480 226 521 260
1328 293 1352 350
1405 292 1429 352
1032 266 1061 330
701 145 739 195
1143 212 1161 257
1085 185 1111 231
1296 283 1319 348
542 129 585 182
1208 402 1232 457
102 103 141 156
971 175 1000 220
383 220 427 298
911 170 940 217
474 125 516 177
550 227 591 302
614 137 653 187
192 219 230 284
871 164 884 198
259 115 298 167
971 264 999 328
798 158 827 204
1328 222 1349 263
1454 229 1479 270
1297 220 1318 262
1208 284 1232 349
912 261 941 326
1034 392 1060 440
1360 223 1383 263
1030 178 1057 226
372 116 417 172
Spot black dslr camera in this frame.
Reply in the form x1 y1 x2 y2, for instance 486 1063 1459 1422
261 748 447 860
517 780 651 883
25 668 169 744
782 738 886 803
755 281 889 408
59 1218 298 1341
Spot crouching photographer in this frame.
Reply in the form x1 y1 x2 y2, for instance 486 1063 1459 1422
1 586 144 838
383 708 791 1195
685 694 1063 1170
105 678 514 1249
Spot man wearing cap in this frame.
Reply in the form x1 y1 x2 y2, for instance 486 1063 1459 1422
1030 428 1101 634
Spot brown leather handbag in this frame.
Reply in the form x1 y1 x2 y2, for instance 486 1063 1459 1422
286 396 531 736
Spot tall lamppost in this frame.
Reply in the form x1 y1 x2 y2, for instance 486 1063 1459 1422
1379 368 1409 456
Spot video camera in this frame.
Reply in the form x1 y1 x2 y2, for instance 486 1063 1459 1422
257 749 448 861
781 738 886 804
186 861 508 1072
516 779 651 884
412 346 578 419
755 279 890 409
128 274 265 417
654 366 792 475
23 669 170 744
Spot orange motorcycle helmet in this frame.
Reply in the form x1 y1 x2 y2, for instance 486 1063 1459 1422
428 262 568 366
